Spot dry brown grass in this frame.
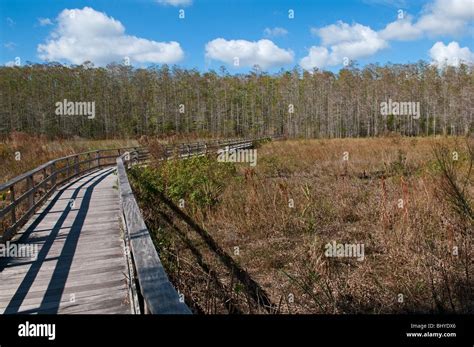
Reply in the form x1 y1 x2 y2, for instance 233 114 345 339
138 136 472 314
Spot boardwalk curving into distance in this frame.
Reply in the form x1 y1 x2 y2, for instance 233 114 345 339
0 137 272 314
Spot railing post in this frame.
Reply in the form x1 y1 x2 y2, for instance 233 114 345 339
66 158 70 179
10 185 16 226
27 175 34 209
74 155 79 176
42 168 47 192
96 150 100 168
51 162 57 188
87 153 91 170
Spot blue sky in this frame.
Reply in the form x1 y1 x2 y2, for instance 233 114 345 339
0 0 473 73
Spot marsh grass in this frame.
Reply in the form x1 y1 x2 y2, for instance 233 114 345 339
132 136 473 313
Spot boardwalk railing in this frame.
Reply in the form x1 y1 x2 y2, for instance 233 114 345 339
117 150 191 314
163 137 272 158
0 147 142 242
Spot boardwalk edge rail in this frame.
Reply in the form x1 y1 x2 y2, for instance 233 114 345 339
117 151 191 314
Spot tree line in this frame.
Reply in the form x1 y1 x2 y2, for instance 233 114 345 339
0 61 472 139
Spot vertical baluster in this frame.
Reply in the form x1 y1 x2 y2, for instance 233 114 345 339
42 168 47 193
10 185 16 226
66 158 70 179
51 162 56 188
74 155 79 176
27 175 34 210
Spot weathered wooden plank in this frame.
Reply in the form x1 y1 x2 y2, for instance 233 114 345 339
56 298 129 314
2 293 129 315
0 281 128 305
1 249 124 270
1 257 126 277
21 220 121 235
0 285 128 311
1 263 126 282
76 306 131 314
0 279 127 303
0 258 127 294
19 233 122 247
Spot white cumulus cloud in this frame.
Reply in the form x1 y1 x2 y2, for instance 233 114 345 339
205 38 294 69
378 16 423 40
302 21 387 70
380 0 474 40
37 7 184 66
300 46 331 71
429 41 474 67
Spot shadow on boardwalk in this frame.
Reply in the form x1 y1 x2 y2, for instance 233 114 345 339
1 168 119 314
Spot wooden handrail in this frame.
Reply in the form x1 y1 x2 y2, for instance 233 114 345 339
117 151 190 314
0 147 145 241
0 146 140 192
163 136 272 158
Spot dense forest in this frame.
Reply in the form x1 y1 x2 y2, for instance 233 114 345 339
0 61 472 139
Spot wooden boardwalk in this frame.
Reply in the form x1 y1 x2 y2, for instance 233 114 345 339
0 137 271 314
0 168 132 314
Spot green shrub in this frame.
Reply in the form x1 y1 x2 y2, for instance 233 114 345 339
131 156 236 209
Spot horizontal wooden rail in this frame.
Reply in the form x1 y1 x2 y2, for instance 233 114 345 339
163 136 273 158
0 146 145 241
117 151 191 314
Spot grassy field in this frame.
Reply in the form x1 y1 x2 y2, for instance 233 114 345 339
131 136 473 314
